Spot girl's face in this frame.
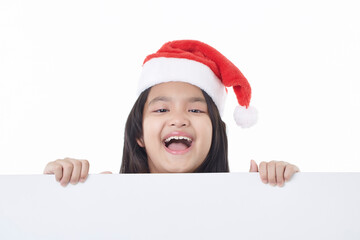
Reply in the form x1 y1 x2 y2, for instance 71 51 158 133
137 82 213 173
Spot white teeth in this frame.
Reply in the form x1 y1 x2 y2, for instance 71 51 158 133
164 136 192 143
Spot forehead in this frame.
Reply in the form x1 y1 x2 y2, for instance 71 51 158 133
147 82 205 100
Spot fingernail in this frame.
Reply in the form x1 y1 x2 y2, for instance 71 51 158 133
60 180 68 187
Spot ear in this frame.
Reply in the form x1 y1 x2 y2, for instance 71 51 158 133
136 137 145 148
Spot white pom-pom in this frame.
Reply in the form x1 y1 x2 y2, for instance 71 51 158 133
233 105 258 128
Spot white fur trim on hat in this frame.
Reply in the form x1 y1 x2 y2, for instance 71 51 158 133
138 57 227 115
233 105 258 128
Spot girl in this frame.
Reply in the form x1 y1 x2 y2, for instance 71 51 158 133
44 40 299 187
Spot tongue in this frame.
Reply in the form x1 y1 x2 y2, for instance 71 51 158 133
167 142 188 151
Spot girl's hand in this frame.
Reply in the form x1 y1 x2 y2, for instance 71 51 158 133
249 160 299 187
43 158 90 187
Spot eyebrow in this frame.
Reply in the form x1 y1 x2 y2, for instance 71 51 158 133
188 97 206 103
148 96 206 106
148 96 171 106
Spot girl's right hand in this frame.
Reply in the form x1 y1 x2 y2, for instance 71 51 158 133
43 158 90 187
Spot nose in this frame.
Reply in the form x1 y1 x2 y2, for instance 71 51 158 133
168 111 190 128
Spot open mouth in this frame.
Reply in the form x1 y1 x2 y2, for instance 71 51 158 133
164 136 193 152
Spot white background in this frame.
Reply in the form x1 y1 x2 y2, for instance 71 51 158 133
0 0 359 174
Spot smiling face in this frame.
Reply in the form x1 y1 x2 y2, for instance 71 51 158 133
137 82 213 173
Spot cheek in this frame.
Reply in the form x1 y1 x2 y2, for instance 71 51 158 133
196 117 213 149
204 120 213 149
142 117 162 145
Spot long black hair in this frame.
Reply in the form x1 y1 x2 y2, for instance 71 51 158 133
120 87 229 173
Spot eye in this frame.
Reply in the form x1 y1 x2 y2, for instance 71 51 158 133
155 109 168 113
189 109 203 113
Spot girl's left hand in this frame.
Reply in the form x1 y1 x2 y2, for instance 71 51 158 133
249 160 299 187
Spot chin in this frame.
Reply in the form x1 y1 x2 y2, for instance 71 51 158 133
155 164 194 173
149 155 201 173
161 163 197 173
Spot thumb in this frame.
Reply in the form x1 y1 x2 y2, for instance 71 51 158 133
249 160 259 172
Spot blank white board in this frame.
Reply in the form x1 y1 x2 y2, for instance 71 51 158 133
0 173 359 239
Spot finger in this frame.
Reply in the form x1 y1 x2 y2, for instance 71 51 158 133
100 171 112 174
44 161 63 182
276 161 286 187
284 164 300 182
267 161 276 186
249 160 258 172
69 159 82 185
58 159 74 187
80 160 90 182
258 162 268 184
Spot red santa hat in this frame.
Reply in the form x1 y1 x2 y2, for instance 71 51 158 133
138 40 258 128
